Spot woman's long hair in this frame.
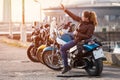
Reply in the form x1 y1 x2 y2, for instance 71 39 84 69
83 11 98 26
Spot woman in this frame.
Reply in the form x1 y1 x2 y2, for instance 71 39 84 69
60 4 98 74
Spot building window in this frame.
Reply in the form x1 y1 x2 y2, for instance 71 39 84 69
109 15 116 21
104 15 109 22
118 16 120 20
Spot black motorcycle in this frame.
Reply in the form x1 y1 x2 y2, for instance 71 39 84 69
42 33 106 76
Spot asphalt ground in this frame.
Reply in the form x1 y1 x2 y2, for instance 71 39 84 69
0 37 120 80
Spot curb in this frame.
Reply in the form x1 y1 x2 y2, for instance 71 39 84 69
0 36 30 48
104 52 120 66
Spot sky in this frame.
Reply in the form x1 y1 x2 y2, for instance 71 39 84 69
0 0 3 21
12 0 40 22
0 0 120 22
0 0 93 22
0 0 41 22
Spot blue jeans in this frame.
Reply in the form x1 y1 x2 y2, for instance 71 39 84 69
60 40 77 67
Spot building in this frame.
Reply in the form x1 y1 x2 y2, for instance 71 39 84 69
42 1 120 32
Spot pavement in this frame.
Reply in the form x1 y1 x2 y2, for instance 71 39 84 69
0 36 120 80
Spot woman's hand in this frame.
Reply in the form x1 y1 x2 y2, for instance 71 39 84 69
73 30 80 42
60 4 66 11
73 30 78 36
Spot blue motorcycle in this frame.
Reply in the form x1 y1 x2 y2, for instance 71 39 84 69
42 33 106 76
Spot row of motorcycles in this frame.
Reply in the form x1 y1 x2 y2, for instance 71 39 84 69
27 24 106 76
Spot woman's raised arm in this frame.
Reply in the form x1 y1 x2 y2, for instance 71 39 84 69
60 4 82 22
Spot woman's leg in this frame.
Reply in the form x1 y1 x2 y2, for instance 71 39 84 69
60 40 77 67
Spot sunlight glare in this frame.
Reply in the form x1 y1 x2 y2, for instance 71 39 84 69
0 0 3 21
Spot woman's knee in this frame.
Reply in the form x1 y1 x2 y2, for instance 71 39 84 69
60 46 67 53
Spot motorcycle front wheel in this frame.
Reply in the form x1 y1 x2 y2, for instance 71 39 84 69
42 50 63 71
27 45 39 62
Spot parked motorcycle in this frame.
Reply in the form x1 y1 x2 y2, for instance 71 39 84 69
27 26 41 62
42 32 106 76
27 24 51 63
27 26 46 62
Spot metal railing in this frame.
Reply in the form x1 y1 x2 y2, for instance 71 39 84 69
102 41 120 52
0 22 33 34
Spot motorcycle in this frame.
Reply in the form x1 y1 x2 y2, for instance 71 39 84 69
42 30 106 76
27 26 47 62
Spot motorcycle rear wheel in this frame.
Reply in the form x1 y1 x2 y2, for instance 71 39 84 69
85 58 103 76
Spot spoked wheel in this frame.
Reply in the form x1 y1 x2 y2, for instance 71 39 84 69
85 57 103 76
27 45 39 62
42 50 63 70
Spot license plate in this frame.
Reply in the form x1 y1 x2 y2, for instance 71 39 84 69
70 46 77 53
93 48 105 59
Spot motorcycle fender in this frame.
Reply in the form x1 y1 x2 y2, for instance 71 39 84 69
37 45 46 50
36 45 46 53
42 46 56 52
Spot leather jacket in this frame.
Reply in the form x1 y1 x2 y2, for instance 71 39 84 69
64 9 95 42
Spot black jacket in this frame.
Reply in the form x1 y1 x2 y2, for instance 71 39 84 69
64 9 95 42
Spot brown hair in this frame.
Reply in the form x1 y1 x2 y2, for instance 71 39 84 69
83 11 98 26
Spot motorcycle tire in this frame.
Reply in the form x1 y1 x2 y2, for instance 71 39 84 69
42 50 62 71
85 58 103 76
27 45 39 62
